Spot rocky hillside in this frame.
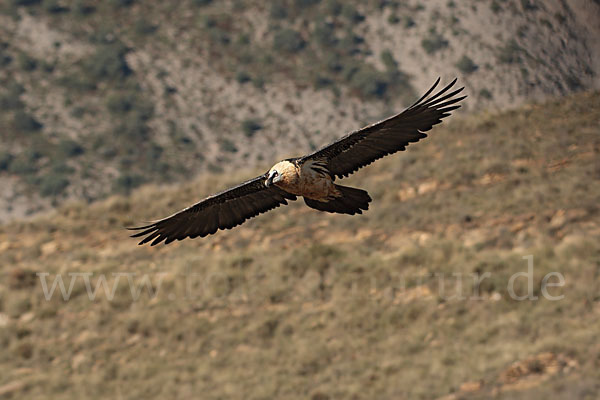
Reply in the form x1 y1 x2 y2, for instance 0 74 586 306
0 0 599 221
0 91 598 399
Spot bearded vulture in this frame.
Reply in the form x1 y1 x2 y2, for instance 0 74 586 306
130 78 465 245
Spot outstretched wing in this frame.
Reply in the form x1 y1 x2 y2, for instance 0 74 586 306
128 173 297 246
301 78 466 179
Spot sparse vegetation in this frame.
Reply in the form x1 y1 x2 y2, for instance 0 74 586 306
273 28 305 53
421 30 449 54
479 88 493 99
39 172 70 197
0 92 599 399
497 39 522 64
13 110 43 132
491 0 502 13
241 119 262 137
456 55 478 74
403 15 416 28
235 70 251 84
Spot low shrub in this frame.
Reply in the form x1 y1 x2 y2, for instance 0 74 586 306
421 31 449 54
14 110 43 132
273 29 305 53
241 119 262 137
39 173 70 197
455 55 478 74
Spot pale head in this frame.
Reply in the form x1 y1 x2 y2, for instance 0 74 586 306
265 160 297 187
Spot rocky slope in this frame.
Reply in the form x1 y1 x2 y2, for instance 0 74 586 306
0 90 598 399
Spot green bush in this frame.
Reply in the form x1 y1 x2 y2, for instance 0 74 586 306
335 30 363 56
106 92 135 114
72 0 95 15
43 0 68 13
455 55 477 74
12 0 41 6
0 152 13 171
219 138 238 153
520 0 537 11
325 53 343 73
106 91 153 119
57 139 84 157
109 0 134 7
0 82 25 109
201 15 231 45
294 0 320 8
313 20 337 47
273 29 305 53
192 0 212 6
269 2 287 19
134 18 157 35
241 119 262 137
39 173 70 197
17 53 37 71
236 70 251 84
348 65 388 98
324 0 342 15
490 0 501 13
341 4 364 23
0 51 11 67
313 75 332 89
83 42 132 82
403 15 416 28
479 88 492 99
421 31 448 54
497 39 521 64
113 174 145 194
118 112 151 141
50 161 75 175
14 110 43 132
8 156 37 175
387 14 400 24
58 71 96 91
381 50 397 71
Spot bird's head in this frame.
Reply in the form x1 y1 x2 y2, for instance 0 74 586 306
265 160 296 187
265 167 282 187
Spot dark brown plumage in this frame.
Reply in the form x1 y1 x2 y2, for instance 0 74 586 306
130 176 297 245
301 77 465 178
129 78 466 246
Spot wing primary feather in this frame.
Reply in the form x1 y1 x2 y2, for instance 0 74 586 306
407 77 440 108
419 87 465 109
139 231 160 245
418 86 461 111
151 234 167 246
131 226 158 238
430 95 467 110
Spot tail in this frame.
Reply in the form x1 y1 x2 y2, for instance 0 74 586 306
303 185 372 215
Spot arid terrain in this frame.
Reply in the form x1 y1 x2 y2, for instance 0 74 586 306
1 90 599 398
0 0 599 399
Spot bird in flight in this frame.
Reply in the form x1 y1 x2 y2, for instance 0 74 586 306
130 78 465 246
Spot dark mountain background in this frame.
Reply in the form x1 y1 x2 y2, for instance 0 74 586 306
0 0 598 221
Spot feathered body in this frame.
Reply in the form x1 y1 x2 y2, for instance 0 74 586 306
268 159 340 201
130 78 466 246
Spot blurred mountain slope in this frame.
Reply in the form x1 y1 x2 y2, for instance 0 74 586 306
0 0 598 221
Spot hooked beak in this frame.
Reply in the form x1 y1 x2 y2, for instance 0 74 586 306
265 170 278 187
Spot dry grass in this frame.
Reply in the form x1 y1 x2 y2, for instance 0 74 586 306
0 91 599 399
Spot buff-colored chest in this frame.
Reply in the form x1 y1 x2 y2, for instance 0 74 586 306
270 160 339 201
